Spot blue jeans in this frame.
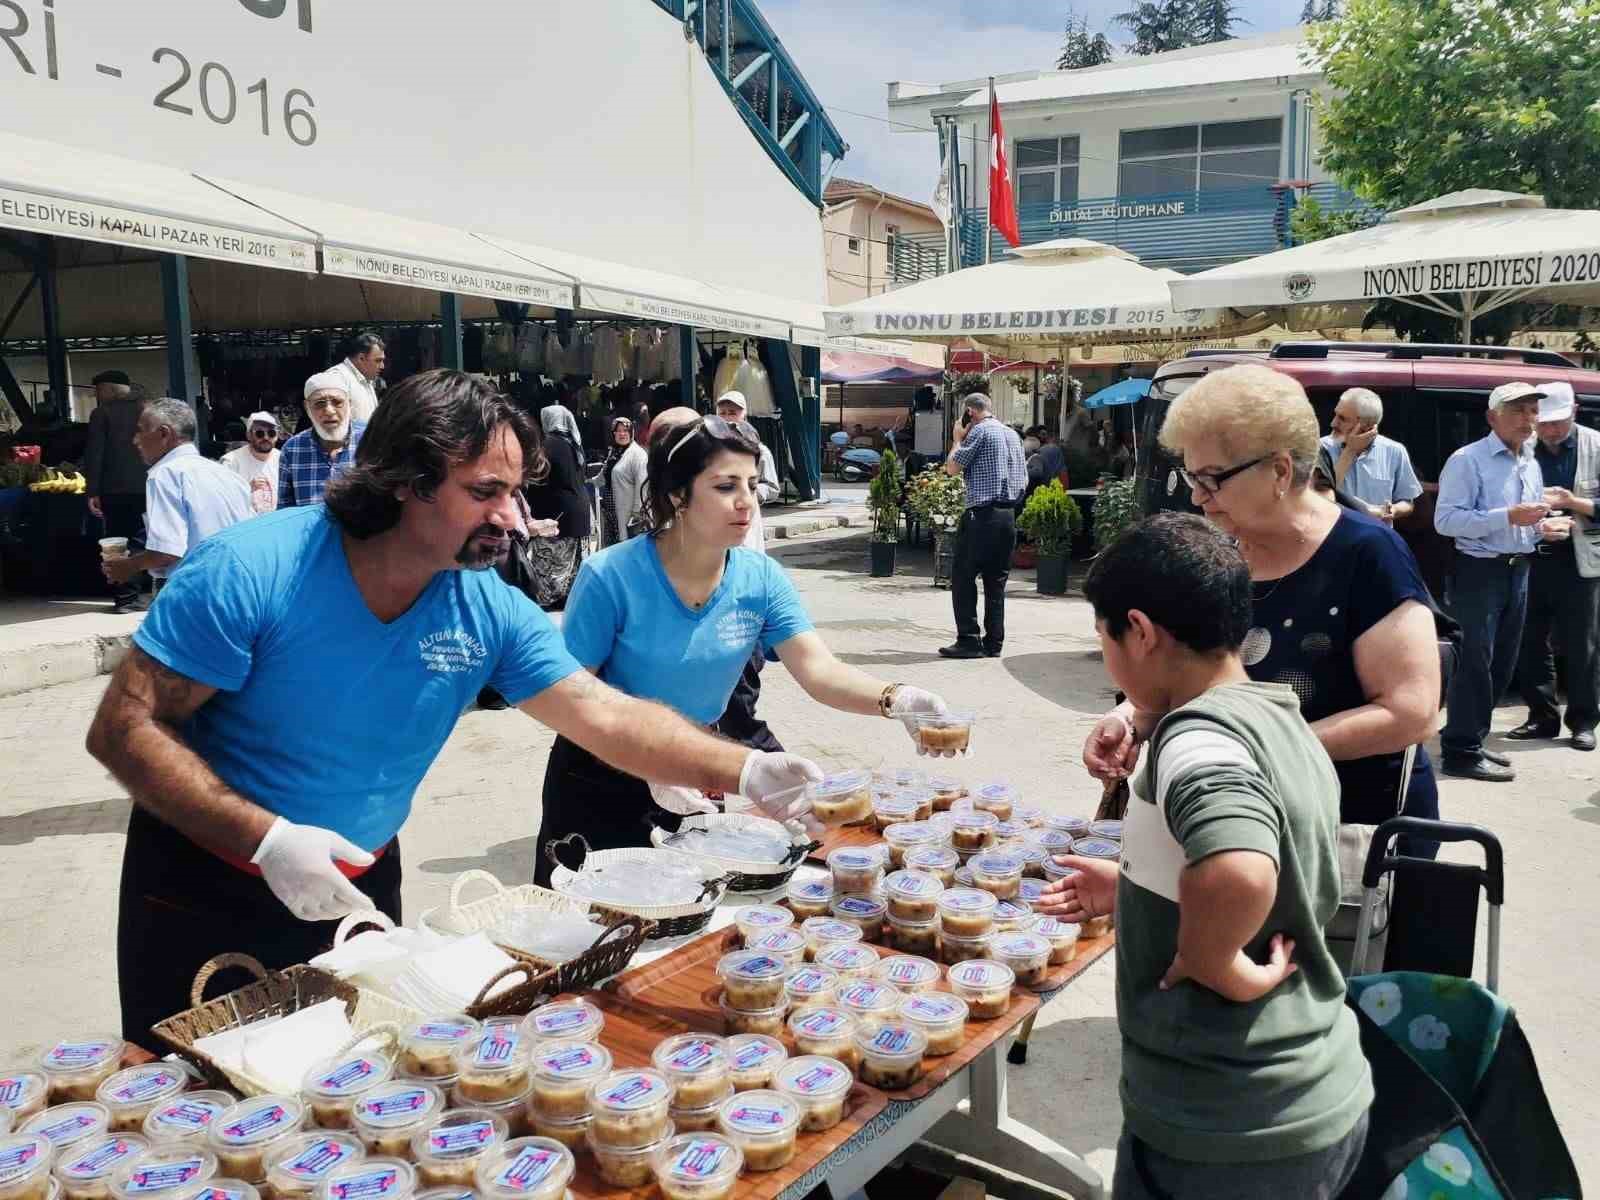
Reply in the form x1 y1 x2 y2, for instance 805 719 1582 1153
1440 552 1531 759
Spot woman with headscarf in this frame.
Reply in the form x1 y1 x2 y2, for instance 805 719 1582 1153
524 404 592 609
599 416 647 547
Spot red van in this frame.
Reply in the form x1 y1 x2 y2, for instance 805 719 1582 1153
1137 342 1600 592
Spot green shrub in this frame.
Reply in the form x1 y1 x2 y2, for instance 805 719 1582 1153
1017 480 1083 559
1092 477 1142 551
869 449 902 543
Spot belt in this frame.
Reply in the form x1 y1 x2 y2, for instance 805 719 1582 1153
1457 550 1532 566
214 839 390 879
967 499 1014 512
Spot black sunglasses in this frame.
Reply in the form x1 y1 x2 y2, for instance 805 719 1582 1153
1180 454 1270 498
249 427 276 438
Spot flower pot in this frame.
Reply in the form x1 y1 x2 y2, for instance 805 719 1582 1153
870 541 897 577
1036 552 1070 596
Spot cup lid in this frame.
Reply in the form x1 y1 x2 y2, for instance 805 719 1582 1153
853 1023 928 1061
786 876 833 902
875 956 940 989
404 1016 480 1048
473 1139 572 1199
975 782 1013 803
321 1158 415 1200
264 1134 362 1185
109 1148 218 1200
825 846 883 872
807 771 870 799
774 1057 852 1100
787 1007 854 1041
412 1112 506 1163
814 945 877 974
1073 838 1122 859
0 1076 47 1117
522 1001 601 1043
748 929 806 957
724 1036 787 1076
654 1134 740 1186
837 982 898 1015
352 1082 443 1131
992 931 1051 959
938 888 998 915
970 852 1024 877
899 992 968 1025
952 811 998 830
208 1098 304 1149
783 966 837 998
716 1092 798 1138
176 1180 261 1200
884 870 943 899
1088 820 1123 840
735 906 793 931
39 1037 123 1076
800 918 861 944
97 1067 187 1112
142 1094 234 1144
1033 829 1075 853
871 795 917 818
717 950 788 982
948 959 1016 991
883 823 938 847
831 895 885 921
904 846 959 870
1034 917 1081 938
589 1071 670 1113
24 1104 110 1148
651 1037 727 1079
531 1041 612 1084
55 1133 148 1182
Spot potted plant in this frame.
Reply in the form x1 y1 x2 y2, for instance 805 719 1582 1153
1092 476 1142 553
868 448 902 577
1016 480 1083 596
904 465 967 588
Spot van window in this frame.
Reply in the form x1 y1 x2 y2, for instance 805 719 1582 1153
1415 387 1493 481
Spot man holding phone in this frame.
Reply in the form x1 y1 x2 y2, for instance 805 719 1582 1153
940 394 1028 659
1320 387 1422 525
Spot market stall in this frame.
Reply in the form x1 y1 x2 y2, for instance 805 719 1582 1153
1 768 1119 1200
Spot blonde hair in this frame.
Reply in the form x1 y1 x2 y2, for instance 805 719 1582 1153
1160 364 1321 485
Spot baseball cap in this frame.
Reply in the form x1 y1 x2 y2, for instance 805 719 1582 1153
91 369 131 386
716 390 749 413
1536 381 1575 423
246 410 280 431
1487 381 1545 410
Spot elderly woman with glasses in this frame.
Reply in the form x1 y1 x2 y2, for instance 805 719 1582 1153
533 408 952 884
1083 364 1444 856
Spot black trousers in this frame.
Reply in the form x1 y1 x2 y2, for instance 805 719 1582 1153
714 650 784 754
535 735 681 887
99 493 147 605
1518 549 1600 733
1441 552 1530 759
951 505 1015 651
117 806 402 1051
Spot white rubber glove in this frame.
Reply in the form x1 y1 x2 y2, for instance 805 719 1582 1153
251 816 377 922
739 752 824 836
889 685 953 755
648 782 719 817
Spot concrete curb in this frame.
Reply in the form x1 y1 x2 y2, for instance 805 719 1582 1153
770 515 856 540
0 634 133 699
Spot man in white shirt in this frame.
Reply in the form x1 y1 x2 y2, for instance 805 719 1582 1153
710 391 785 752
221 410 282 513
1320 387 1423 524
329 332 385 424
102 398 254 595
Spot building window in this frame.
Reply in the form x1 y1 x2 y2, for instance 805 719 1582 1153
1015 136 1081 209
1118 118 1282 198
847 237 862 255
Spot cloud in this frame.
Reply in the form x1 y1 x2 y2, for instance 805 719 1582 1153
761 1 1309 203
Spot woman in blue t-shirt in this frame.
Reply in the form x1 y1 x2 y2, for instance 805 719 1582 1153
534 411 949 884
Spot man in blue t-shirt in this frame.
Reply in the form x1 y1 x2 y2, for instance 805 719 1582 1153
86 371 823 1048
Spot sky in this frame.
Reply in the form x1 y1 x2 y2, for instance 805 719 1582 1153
761 0 1311 203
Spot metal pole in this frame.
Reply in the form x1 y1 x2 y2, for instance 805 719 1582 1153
160 254 198 404
38 241 68 421
440 293 464 369
679 326 698 408
985 80 995 267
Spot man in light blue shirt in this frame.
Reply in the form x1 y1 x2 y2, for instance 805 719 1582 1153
100 398 253 597
1434 382 1564 781
1320 387 1422 523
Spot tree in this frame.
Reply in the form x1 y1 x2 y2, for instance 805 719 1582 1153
1300 0 1339 21
1191 0 1245 43
1058 8 1114 69
1114 0 1195 55
1305 0 1600 211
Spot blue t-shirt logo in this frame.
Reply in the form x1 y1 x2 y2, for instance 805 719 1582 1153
419 630 489 674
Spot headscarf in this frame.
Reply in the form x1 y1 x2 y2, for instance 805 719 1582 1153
541 404 583 455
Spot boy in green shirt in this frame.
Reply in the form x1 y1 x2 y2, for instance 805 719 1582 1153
1038 512 1372 1198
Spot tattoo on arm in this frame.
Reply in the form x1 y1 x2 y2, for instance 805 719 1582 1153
87 647 275 858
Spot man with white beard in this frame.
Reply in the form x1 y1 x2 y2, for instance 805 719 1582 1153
278 371 367 507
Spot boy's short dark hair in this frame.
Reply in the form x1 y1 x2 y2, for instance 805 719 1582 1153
1084 512 1251 653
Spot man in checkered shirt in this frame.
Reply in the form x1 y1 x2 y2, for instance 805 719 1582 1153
278 370 368 508
940 393 1028 659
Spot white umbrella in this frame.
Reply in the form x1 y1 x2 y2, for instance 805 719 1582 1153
1168 190 1600 342
823 239 1271 364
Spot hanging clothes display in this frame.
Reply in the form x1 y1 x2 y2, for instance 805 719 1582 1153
712 342 777 416
591 326 625 385
543 329 566 379
517 325 544 376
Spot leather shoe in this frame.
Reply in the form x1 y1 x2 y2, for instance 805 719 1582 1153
1574 730 1597 752
1440 756 1516 783
1481 749 1511 767
982 644 1002 658
1506 719 1560 740
938 641 986 660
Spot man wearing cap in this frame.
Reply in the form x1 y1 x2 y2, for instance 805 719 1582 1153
713 390 783 752
278 372 366 508
83 370 148 613
1434 382 1569 781
1511 382 1600 750
221 411 282 513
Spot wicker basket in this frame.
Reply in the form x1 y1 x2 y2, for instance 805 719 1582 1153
648 814 819 893
546 835 734 939
330 911 567 1022
419 872 653 995
151 954 416 1095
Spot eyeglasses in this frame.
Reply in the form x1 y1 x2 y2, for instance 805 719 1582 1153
1180 454 1270 498
665 414 742 463
249 427 276 438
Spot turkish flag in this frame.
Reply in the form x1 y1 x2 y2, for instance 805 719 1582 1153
988 84 1020 248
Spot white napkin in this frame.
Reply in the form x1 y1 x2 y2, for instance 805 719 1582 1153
194 998 354 1093
384 934 521 1012
489 911 608 964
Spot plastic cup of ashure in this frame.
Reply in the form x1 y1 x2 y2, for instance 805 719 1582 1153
813 944 879 982
398 1017 481 1081
0 1133 57 1200
734 906 793 947
945 959 1016 1020
883 912 939 957
38 1040 125 1106
649 1038 730 1113
882 870 943 923
882 823 939 872
204 1097 306 1184
0 1075 50 1127
348 1082 444 1158
319 1158 416 1200
966 852 1025 901
825 846 884 895
723 1037 787 1094
22 1106 111 1157
804 771 873 826
896 992 968 1057
927 777 967 811
585 1120 673 1190
992 900 1037 935
141 1095 234 1148
938 930 993 968
95 1068 187 1136
782 966 839 1013
971 783 1014 822
302 1049 394 1129
799 918 862 963
784 875 834 921
106 1147 218 1200
471 1137 572 1200
949 811 999 855
828 895 886 943
869 793 918 834
835 981 900 1026
936 888 998 938
990 931 1053 989
410 1109 507 1190
785 1008 860 1072
97 539 129 560
745 929 806 969
650 1132 741 1200
714 1091 799 1172
852 1024 928 1090
902 845 958 887
527 1041 612 1123
912 713 975 756
519 1001 603 1048
874 956 940 994
1033 917 1082 965
260 1132 364 1200
772 1058 853 1133
585 1072 672 1151
52 1131 150 1200
715 950 788 1011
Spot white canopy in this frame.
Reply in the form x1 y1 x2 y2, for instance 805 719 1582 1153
0 131 316 271
823 240 1269 363
1168 190 1600 340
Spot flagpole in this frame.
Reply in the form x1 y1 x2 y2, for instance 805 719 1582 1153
985 77 995 266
